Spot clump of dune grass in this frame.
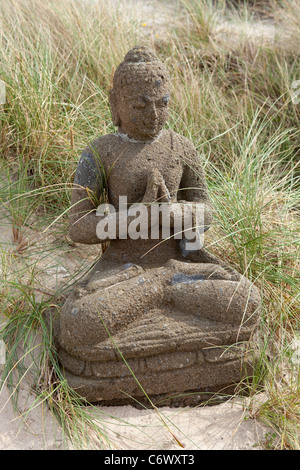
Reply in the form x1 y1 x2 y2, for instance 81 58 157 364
0 0 141 218
0 0 299 450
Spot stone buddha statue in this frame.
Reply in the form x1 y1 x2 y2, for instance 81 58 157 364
55 46 261 405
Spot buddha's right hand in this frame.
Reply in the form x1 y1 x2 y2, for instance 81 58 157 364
142 169 171 204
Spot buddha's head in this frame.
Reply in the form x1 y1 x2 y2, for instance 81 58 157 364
109 46 171 141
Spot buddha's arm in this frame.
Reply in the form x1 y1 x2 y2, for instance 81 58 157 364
178 146 212 233
69 148 107 244
69 146 139 243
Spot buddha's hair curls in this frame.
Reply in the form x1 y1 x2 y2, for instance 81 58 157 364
111 45 170 90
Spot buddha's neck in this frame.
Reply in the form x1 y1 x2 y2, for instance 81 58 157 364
116 128 163 145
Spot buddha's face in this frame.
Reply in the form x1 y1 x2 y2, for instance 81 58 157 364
112 78 170 141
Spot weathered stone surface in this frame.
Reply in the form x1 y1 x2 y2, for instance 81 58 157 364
62 353 250 406
54 46 261 405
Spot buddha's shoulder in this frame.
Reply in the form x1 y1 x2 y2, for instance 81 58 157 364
163 130 204 171
77 133 121 169
85 133 119 155
162 129 197 154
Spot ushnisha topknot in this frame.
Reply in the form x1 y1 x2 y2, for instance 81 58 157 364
123 45 159 63
111 45 170 91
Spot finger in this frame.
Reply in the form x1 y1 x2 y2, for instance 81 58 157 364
157 176 171 202
158 186 171 202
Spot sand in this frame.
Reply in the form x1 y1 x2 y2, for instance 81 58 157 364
0 377 271 450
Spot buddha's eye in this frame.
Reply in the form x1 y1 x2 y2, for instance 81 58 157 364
132 102 146 110
157 95 169 107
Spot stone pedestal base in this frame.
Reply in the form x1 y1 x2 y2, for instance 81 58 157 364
56 337 255 406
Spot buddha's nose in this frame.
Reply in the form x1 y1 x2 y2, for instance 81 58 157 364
148 103 158 120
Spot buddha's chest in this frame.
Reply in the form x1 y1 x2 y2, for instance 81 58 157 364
105 141 184 208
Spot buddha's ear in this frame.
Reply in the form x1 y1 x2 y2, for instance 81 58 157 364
109 89 121 127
